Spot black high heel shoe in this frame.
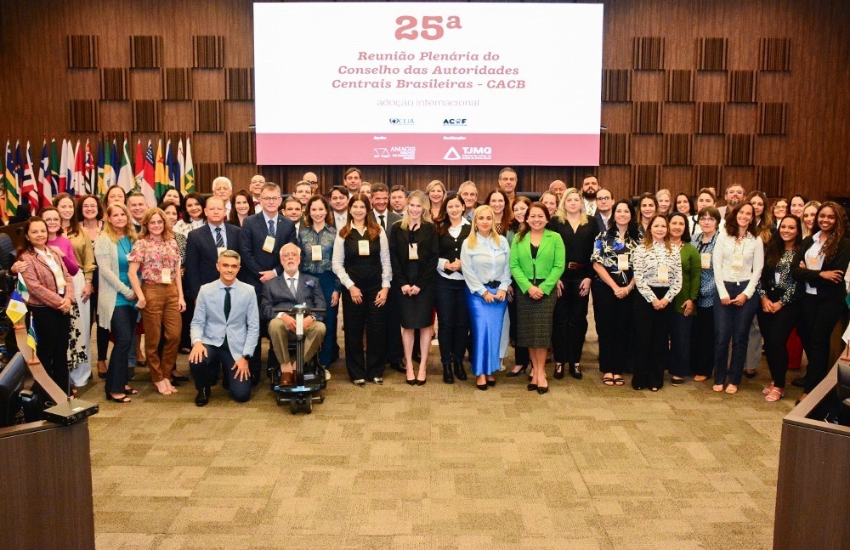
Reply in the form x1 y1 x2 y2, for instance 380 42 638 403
527 383 538 391
506 364 528 378
553 363 565 380
537 385 549 395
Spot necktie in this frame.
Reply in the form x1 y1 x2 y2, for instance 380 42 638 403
223 287 231 348
288 277 297 295
379 214 385 229
215 227 224 248
268 219 275 236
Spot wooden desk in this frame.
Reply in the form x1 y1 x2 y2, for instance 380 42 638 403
774 362 850 550
0 420 95 550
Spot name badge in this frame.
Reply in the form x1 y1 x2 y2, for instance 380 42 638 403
162 268 172 284
262 235 276 253
657 264 669 284
617 253 629 271
806 255 820 269
311 245 323 262
700 253 711 269
408 243 419 260
358 240 370 256
731 251 744 270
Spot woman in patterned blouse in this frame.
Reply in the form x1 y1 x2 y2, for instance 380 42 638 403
631 215 682 391
128 208 187 396
591 199 640 387
758 215 804 402
299 195 341 369
691 207 721 383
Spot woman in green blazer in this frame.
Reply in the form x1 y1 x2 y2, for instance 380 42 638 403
509 202 565 394
668 212 701 385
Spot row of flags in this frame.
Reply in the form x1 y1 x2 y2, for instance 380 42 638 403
0 136 195 222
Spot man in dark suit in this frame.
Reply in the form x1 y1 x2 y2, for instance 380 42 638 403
184 197 242 299
189 250 259 406
260 243 327 386
239 182 297 382
370 183 404 372
593 188 614 234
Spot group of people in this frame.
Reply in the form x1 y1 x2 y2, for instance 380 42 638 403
12 167 850 407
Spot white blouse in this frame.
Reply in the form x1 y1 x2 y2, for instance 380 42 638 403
712 232 764 300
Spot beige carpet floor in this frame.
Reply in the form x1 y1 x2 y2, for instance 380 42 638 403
80 321 795 550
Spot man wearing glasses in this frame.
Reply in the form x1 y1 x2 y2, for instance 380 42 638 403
594 188 614 233
302 171 320 194
239 182 298 383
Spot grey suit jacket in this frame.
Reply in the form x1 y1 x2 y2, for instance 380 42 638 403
260 272 327 324
191 279 259 359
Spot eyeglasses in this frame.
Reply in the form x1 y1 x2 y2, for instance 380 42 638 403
260 196 281 202
598 196 612 201
306 181 318 185
281 252 299 258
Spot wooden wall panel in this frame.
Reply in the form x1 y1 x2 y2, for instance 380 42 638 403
694 165 723 193
1 0 848 201
600 134 630 165
67 35 99 69
100 68 129 101
630 165 662 195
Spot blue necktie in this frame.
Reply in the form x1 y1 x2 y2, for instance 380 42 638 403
268 219 275 237
215 227 224 248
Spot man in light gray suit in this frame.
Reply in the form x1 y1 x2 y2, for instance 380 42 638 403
261 243 327 386
189 250 260 406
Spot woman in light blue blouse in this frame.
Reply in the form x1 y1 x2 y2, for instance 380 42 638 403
631 215 682 391
299 195 341 369
461 205 511 390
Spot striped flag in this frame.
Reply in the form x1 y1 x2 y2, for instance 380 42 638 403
21 141 38 212
154 139 168 202
83 139 94 194
96 139 106 197
182 136 195 194
37 140 52 211
7 275 30 324
72 139 85 197
58 139 69 194
118 138 134 193
140 140 156 206
2 141 17 218
27 316 38 354
110 139 120 187
49 139 60 197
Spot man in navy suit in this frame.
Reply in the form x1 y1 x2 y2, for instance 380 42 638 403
370 183 404 371
189 250 259 406
239 182 297 382
593 188 614 234
184 197 242 299
260 243 327 386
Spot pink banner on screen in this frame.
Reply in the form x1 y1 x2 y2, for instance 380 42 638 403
256 134 599 166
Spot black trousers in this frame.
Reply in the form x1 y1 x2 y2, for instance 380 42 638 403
31 306 71 396
757 301 801 389
552 278 590 365
507 282 529 367
180 300 194 350
592 280 633 375
798 295 845 393
342 285 387 381
691 305 715 377
190 343 252 402
435 276 469 364
106 306 137 394
632 288 672 389
384 286 404 364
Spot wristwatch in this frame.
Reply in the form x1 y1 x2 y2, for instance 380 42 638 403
243 354 252 361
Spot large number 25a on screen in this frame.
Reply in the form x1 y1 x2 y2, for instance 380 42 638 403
395 15 462 41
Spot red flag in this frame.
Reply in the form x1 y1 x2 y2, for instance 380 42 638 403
133 140 144 193
21 141 38 212
72 140 85 197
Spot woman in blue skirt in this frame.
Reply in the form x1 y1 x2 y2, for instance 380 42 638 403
461 205 511 390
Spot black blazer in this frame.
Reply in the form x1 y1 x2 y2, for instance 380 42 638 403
593 211 609 234
388 221 439 288
239 212 297 291
184 223 242 299
792 236 850 302
260 272 327 324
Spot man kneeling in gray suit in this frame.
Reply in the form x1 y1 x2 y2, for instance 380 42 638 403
261 243 327 386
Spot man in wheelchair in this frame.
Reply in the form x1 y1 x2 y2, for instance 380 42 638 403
260 243 326 386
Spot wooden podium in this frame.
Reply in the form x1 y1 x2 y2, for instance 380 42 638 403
0 419 95 550
774 361 850 550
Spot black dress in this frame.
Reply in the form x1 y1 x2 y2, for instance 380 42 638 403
389 221 439 328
